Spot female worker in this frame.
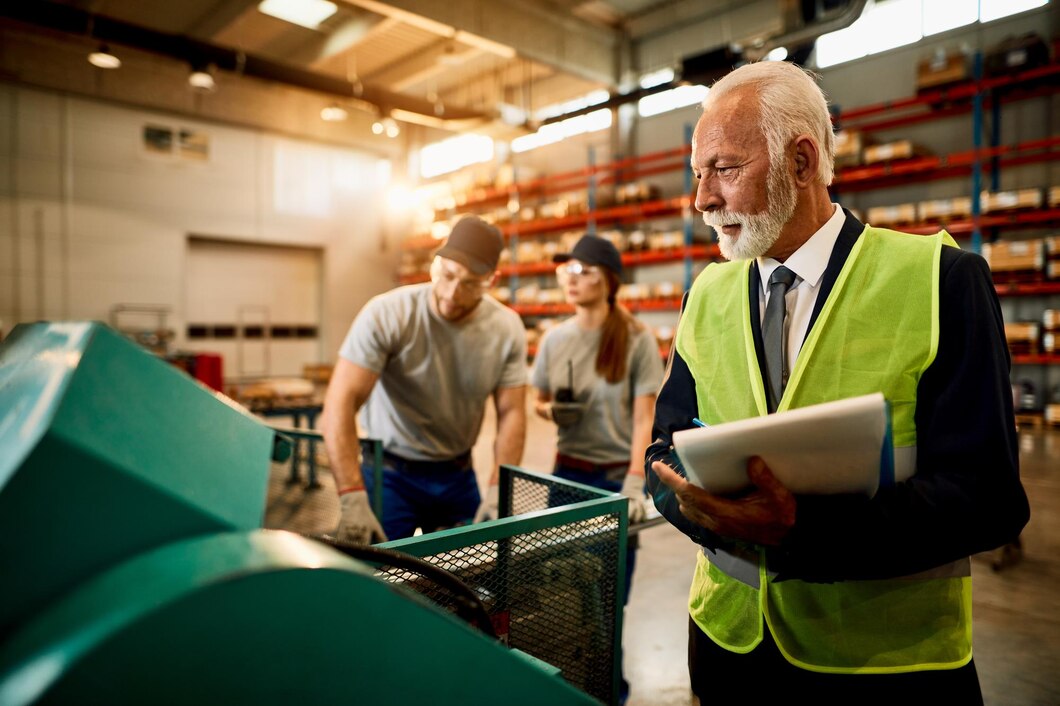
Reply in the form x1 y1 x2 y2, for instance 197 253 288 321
531 234 665 703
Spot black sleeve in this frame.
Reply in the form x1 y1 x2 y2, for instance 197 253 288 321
645 292 726 548
772 249 1030 581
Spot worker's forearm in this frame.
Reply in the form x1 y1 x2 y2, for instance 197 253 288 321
491 409 526 485
323 411 365 492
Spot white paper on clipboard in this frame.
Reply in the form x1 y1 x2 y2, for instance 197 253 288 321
672 392 892 497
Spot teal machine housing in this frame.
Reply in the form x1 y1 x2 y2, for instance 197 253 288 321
0 322 599 705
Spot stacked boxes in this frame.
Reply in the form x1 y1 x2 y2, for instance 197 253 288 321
863 140 925 165
982 239 1045 278
916 48 970 91
980 188 1043 213
1005 322 1040 355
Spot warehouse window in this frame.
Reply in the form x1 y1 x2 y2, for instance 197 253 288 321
639 68 675 89
980 0 1048 22
637 84 708 118
420 134 495 179
817 0 1051 68
922 0 977 35
511 108 612 153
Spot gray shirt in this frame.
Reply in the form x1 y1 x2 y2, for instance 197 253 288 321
532 318 664 464
339 284 527 460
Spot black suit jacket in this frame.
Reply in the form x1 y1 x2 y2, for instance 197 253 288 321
645 210 1030 582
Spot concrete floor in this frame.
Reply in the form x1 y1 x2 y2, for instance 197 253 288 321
264 403 1060 705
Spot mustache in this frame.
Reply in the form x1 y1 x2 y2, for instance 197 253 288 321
700 209 756 228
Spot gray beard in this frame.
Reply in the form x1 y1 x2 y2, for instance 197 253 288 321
702 165 798 261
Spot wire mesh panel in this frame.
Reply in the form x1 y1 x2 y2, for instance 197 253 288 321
376 467 627 706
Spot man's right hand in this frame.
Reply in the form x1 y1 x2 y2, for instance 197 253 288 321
336 490 388 545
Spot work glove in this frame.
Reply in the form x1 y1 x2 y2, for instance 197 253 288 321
473 484 500 523
621 473 648 524
336 490 387 545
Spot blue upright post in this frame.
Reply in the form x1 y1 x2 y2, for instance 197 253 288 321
683 123 695 291
588 145 597 237
971 51 984 254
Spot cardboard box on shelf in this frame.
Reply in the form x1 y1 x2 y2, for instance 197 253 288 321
866 203 917 226
1043 309 1060 331
1040 232 1055 254
1005 322 1040 354
599 230 629 252
618 283 652 301
916 48 970 91
1044 331 1057 354
834 129 870 169
1045 404 1060 425
516 241 544 264
863 140 925 164
648 231 685 250
982 239 1045 272
653 281 681 299
980 188 1043 213
1049 186 1060 208
514 284 540 304
918 196 973 221
1050 261 1060 280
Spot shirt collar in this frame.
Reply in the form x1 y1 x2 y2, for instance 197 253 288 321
758 202 843 293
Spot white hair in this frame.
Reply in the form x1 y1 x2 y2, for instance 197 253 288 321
701 61 835 186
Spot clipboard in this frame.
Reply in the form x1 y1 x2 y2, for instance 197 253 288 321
672 392 894 497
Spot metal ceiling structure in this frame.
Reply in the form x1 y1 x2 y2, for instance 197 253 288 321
0 0 860 142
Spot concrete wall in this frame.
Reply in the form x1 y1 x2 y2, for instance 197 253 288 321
0 84 398 361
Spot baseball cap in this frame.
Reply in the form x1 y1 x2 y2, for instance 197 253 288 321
434 216 505 276
553 235 623 276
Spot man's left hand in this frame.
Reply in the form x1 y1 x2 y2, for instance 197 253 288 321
651 456 796 546
474 484 500 523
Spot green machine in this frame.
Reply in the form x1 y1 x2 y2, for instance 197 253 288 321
0 322 601 705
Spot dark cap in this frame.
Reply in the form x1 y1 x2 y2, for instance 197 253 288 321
435 216 504 276
553 235 623 276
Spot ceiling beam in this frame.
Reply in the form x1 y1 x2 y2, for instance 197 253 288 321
341 0 620 86
365 38 484 92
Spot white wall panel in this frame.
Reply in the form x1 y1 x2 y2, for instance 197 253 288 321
1 86 395 371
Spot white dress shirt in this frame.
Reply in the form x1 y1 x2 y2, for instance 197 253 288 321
756 203 845 374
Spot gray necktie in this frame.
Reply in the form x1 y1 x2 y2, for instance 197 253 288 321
763 266 797 413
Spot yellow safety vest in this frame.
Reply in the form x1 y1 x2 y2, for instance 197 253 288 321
675 226 972 673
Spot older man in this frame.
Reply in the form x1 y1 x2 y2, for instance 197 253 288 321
646 61 1029 702
323 215 527 544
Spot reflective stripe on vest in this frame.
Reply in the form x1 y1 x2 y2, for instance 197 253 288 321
677 226 973 673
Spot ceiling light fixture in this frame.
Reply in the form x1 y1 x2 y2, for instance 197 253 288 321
383 117 400 138
188 65 216 92
258 0 338 29
88 44 121 69
371 120 385 135
320 104 348 122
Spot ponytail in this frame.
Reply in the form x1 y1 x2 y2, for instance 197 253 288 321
596 270 644 383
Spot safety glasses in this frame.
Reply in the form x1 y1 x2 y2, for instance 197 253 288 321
555 261 603 284
430 258 492 296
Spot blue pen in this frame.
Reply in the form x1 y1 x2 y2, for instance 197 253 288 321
692 417 708 428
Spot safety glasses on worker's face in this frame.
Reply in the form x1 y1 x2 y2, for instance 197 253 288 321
430 257 492 296
555 261 603 284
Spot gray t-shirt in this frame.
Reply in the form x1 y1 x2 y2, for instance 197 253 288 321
339 283 527 460
532 318 664 464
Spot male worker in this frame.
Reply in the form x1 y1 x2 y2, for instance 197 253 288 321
646 60 1029 702
323 215 527 544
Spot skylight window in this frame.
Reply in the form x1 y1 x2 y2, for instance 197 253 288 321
420 134 494 179
639 68 675 89
511 108 612 154
637 84 708 118
922 0 977 35
258 0 338 29
815 0 1051 69
980 0 1048 22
